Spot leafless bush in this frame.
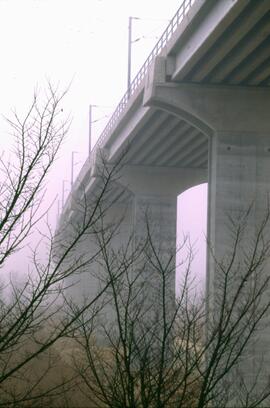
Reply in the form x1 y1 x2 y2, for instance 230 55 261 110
67 205 270 408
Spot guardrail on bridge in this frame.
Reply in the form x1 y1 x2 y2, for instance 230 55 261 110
92 0 195 153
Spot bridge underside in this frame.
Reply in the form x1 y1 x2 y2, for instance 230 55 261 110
121 109 208 169
58 1 270 404
171 0 270 87
85 77 270 404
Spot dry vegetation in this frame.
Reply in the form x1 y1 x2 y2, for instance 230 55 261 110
1 85 270 407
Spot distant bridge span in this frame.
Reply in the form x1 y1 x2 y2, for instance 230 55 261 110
64 0 270 196
58 0 270 402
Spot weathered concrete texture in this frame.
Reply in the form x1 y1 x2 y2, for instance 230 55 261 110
119 166 179 308
121 164 206 196
69 197 134 298
55 0 270 402
209 130 270 258
146 77 270 405
208 130 270 405
133 193 177 309
57 74 270 404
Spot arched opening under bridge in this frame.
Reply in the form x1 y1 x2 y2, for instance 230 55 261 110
176 183 207 298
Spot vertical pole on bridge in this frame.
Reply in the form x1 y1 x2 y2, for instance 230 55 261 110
62 180 69 210
88 104 92 156
127 16 132 97
62 180 65 210
71 151 75 186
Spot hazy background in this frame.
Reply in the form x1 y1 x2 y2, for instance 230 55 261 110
0 0 207 290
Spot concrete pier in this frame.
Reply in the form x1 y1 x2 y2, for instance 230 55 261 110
56 1 270 404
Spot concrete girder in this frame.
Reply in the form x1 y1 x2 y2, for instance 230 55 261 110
144 66 270 134
125 111 169 163
189 1 270 82
170 0 249 82
118 165 206 197
209 13 270 83
153 125 200 167
132 115 181 166
168 131 206 167
144 57 270 400
224 38 270 85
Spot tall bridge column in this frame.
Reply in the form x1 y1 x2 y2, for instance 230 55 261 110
196 86 270 404
208 126 270 401
121 166 178 299
119 165 205 307
144 78 270 403
119 166 179 354
133 193 176 258
123 165 205 254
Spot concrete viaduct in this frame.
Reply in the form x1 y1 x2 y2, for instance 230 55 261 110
57 0 270 402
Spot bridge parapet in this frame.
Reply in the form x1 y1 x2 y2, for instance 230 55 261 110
59 0 197 221
59 145 111 228
56 1 270 403
91 0 196 155
58 153 93 228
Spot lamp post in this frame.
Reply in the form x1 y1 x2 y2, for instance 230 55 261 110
127 16 170 97
62 179 69 210
127 16 132 94
89 104 92 156
88 104 110 154
127 16 140 96
71 151 79 186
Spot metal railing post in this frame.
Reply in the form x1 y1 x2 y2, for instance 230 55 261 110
91 0 195 155
127 16 132 97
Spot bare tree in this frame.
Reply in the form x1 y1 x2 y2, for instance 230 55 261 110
67 204 270 408
0 86 128 406
0 84 68 267
1 85 270 408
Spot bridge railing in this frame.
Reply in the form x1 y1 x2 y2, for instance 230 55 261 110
92 0 195 153
60 0 195 221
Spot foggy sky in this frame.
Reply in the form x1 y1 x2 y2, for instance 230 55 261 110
0 0 207 287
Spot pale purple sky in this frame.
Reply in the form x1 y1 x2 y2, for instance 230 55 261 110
0 0 207 287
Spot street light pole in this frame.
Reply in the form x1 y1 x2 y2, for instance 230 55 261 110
89 104 92 156
127 16 141 97
62 180 69 210
71 151 78 186
127 16 168 96
127 16 132 95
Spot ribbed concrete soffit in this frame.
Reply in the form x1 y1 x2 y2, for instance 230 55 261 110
181 1 270 86
129 110 207 169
